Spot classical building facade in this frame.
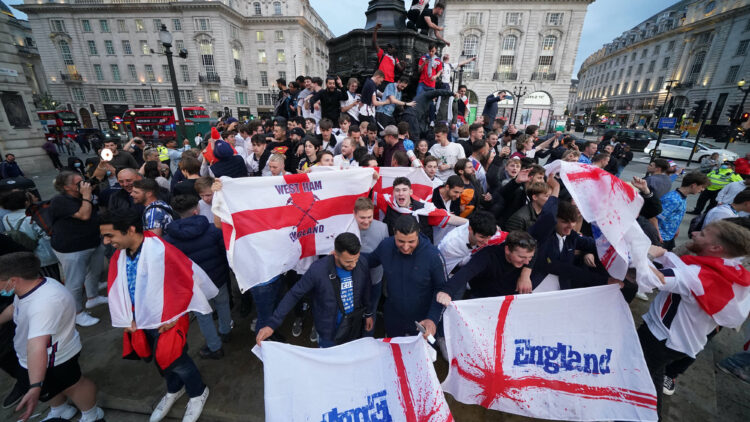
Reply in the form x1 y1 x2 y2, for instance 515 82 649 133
440 0 593 131
16 0 333 126
0 1 50 173
574 0 750 129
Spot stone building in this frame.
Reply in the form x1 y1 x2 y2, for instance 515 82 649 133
573 0 750 130
440 0 593 132
0 1 50 173
15 0 333 126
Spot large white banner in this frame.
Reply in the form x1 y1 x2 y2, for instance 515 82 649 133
442 285 658 421
212 169 374 291
252 336 453 422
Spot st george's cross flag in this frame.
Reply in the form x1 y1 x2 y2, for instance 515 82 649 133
545 160 661 291
252 336 452 422
311 165 434 202
442 285 658 421
107 232 219 329
212 169 374 291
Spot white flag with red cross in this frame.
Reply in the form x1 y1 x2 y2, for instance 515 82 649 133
212 169 374 291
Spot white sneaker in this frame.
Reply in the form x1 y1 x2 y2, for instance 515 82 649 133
80 406 105 422
98 281 108 291
42 403 78 421
75 311 100 327
85 296 108 309
150 388 185 422
636 292 649 301
182 387 209 422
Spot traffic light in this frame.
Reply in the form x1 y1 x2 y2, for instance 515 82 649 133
727 104 740 123
690 100 707 120
654 105 663 117
741 112 750 123
702 101 713 121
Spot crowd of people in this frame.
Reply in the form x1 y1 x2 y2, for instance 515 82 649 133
2 5 750 421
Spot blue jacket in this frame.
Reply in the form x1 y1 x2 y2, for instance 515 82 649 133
366 233 446 333
481 94 502 123
162 215 229 288
267 255 371 343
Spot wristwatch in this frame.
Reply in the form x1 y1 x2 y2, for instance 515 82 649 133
29 381 43 389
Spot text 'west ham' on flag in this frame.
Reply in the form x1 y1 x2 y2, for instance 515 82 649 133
442 285 658 421
212 168 374 291
252 336 452 422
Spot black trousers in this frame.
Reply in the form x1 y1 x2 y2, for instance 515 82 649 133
693 189 719 214
637 323 689 418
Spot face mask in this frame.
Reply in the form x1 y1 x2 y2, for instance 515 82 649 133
0 289 14 297
74 162 81 168
720 165 729 169
106 170 112 176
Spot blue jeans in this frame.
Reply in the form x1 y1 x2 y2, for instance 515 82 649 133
250 275 282 331
318 335 335 348
144 329 205 398
416 83 434 97
195 283 232 352
719 351 750 379
365 282 382 337
54 244 105 313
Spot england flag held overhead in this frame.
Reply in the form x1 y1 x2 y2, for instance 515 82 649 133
442 285 658 421
253 336 452 422
212 168 374 291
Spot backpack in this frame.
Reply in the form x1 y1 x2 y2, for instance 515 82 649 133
688 212 708 238
3 216 38 251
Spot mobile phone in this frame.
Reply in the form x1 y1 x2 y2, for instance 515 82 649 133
414 321 436 344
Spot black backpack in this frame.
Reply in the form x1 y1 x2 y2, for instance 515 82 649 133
688 212 708 238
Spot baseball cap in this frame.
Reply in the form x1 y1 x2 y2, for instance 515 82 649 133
380 125 398 137
290 127 306 138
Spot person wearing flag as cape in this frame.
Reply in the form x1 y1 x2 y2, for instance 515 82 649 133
640 219 750 417
99 208 218 422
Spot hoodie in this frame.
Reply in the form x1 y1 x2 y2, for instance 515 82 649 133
210 140 248 178
162 215 229 288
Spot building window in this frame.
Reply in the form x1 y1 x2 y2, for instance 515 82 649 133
72 88 85 102
736 40 749 56
93 64 104 81
257 93 264 105
633 80 639 93
647 60 655 73
273 2 282 15
81 19 91 32
194 18 211 32
662 56 670 70
656 76 664 91
111 64 121 81
231 25 240 40
87 40 98 55
687 51 706 83
135 19 145 32
140 40 150 55
162 65 171 82
99 20 110 33
128 64 137 80
254 2 262 15
258 49 267 63
462 35 479 56
260 70 268 87
256 31 265 42
536 56 553 74
145 64 155 81
636 63 643 75
279 71 286 81
653 44 661 56
209 90 220 103
277 49 286 62
505 12 522 26
725 65 740 84
198 39 217 76
546 13 563 26
502 35 517 51
100 89 110 102
275 30 284 41
50 19 66 33
644 78 651 92
631 52 636 61
105 40 115 55
233 47 242 76
623 82 629 93
668 40 675 50
465 12 482 26
116 19 126 32
119 40 131 55
618 68 623 79
180 64 190 82
153 19 162 32
498 55 514 73
542 35 556 51
172 18 182 31
176 40 184 51
641 49 648 58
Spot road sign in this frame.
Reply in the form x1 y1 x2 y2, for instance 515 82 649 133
112 116 123 124
657 117 677 130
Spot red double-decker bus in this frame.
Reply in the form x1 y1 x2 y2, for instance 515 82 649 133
122 106 210 143
37 110 80 142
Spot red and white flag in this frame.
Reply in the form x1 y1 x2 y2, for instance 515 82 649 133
107 232 219 330
212 169 374 291
252 336 452 421
442 285 658 421
545 161 661 291
371 166 435 203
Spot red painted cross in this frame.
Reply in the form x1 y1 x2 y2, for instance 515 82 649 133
228 173 364 257
451 295 657 413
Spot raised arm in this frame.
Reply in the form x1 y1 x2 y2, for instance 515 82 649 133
372 23 382 51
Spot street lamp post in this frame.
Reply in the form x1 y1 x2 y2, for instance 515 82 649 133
510 82 528 126
92 111 101 131
724 79 750 149
159 24 187 142
646 79 678 170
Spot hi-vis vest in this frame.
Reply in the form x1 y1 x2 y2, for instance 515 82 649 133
707 168 742 191
156 145 169 162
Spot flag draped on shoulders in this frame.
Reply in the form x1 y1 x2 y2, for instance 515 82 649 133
107 232 218 330
212 169 374 291
545 160 661 291
442 285 657 421
252 336 452 422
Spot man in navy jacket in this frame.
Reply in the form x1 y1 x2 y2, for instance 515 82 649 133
163 195 232 359
256 233 373 348
365 215 446 339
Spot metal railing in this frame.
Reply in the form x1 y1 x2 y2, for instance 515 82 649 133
462 71 480 80
234 76 248 86
492 71 517 81
199 73 221 83
531 72 557 81
60 72 83 82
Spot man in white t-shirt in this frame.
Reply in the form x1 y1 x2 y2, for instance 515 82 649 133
438 210 498 276
333 137 359 168
428 123 465 182
440 54 476 89
0 252 103 422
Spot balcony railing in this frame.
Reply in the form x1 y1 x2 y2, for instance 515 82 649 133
199 73 221 84
493 71 517 81
234 76 248 86
16 45 37 56
60 72 83 82
531 72 557 81
462 71 480 80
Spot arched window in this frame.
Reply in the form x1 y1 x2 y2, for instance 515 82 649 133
462 34 479 57
198 39 216 77
542 35 557 51
502 35 517 51
273 1 282 15
253 2 261 15
232 46 242 77
687 51 705 83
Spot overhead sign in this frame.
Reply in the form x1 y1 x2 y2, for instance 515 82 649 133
657 117 677 129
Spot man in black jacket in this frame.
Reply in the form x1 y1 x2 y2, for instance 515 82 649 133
400 88 453 142
432 175 464 216
256 233 372 348
107 168 144 212
308 76 348 125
